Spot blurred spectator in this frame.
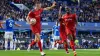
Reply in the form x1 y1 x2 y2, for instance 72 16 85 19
0 0 100 22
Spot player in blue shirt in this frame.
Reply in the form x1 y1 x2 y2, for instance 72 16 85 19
0 14 21 50
52 21 60 50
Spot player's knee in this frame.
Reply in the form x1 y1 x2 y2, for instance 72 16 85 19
68 34 73 40
63 40 67 44
34 39 37 42
35 33 41 42
36 38 40 42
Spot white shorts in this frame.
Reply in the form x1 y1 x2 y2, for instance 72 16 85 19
54 36 60 40
4 31 13 39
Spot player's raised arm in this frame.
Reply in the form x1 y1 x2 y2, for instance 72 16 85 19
26 16 30 24
14 22 21 27
43 1 56 10
58 6 62 19
26 12 31 24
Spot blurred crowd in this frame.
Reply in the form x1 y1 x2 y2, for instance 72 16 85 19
78 33 100 38
0 0 100 22
80 39 99 49
78 1 100 22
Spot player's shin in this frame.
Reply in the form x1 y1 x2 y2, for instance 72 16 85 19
70 40 75 51
14 43 16 50
38 40 43 52
30 40 36 47
63 41 69 53
69 35 76 51
5 39 8 50
56 43 59 49
10 39 13 50
52 42 55 49
27 40 36 51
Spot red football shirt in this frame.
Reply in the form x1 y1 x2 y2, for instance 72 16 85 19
59 19 65 32
62 13 77 29
28 8 43 29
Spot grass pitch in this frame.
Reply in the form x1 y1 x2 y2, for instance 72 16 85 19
0 49 100 56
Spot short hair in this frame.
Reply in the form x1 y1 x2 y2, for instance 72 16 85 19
35 1 41 5
6 14 11 17
66 7 71 11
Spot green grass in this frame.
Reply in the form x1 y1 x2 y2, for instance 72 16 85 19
0 49 100 56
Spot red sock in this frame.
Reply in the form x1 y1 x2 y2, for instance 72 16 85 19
64 41 68 52
30 40 36 46
70 40 75 51
38 40 43 52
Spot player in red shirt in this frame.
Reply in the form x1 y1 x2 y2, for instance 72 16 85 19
62 7 77 56
58 6 69 54
26 2 56 56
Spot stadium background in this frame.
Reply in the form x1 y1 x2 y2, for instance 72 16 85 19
0 0 100 50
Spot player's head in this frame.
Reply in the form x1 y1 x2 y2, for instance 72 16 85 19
6 14 11 19
65 7 71 14
35 2 42 10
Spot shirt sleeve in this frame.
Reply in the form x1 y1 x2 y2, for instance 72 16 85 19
74 13 77 20
28 11 35 18
40 8 43 13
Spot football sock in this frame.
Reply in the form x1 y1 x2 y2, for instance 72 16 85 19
70 40 75 51
52 42 55 48
14 43 16 50
38 40 43 52
5 40 8 49
30 40 36 46
64 43 68 52
10 40 13 50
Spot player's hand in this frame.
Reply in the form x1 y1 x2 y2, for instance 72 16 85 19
62 23 65 25
52 1 56 7
60 6 62 9
29 22 35 25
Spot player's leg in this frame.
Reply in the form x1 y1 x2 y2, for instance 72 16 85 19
9 32 14 50
50 41 54 50
27 30 36 51
41 39 43 48
50 40 55 50
63 40 69 53
13 39 17 50
53 36 58 50
68 31 76 56
54 40 58 50
56 40 59 50
60 31 69 53
56 36 61 50
27 39 36 51
4 32 8 51
55 36 60 50
35 33 46 55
